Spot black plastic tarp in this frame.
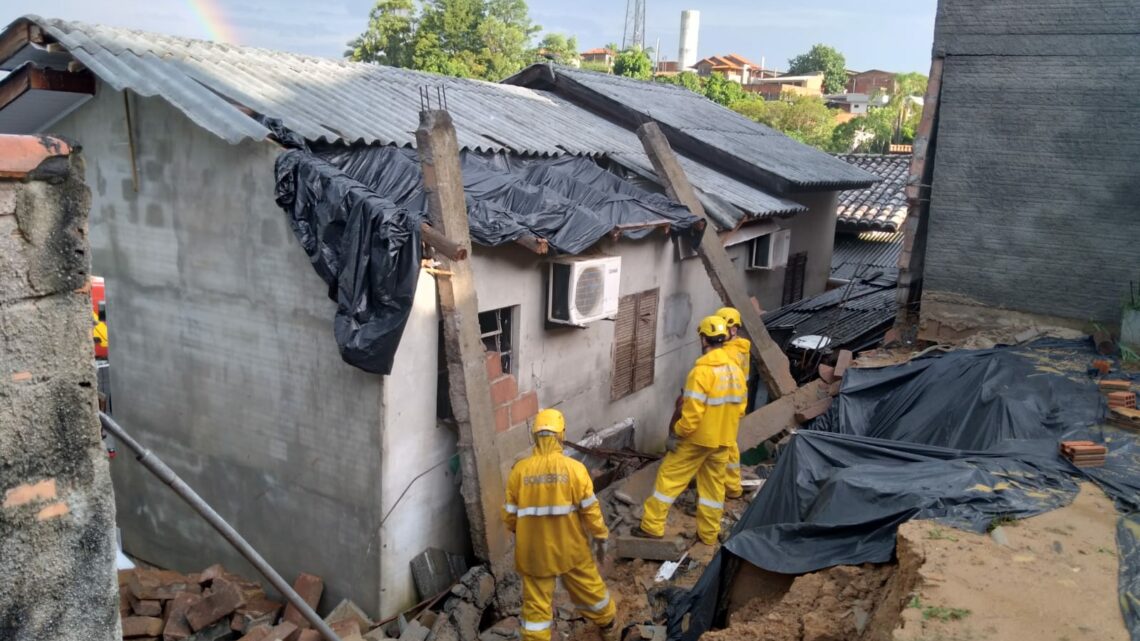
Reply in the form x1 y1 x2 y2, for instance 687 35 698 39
274 140 699 374
668 340 1140 640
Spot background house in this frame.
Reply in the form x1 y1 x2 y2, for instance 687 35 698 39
0 16 874 620
693 54 757 84
903 0 1140 338
580 47 615 68
847 69 895 95
746 73 825 99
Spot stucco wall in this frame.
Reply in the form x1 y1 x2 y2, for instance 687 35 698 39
51 85 391 615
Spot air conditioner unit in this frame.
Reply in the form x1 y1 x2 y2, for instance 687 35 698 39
748 229 791 270
547 256 622 326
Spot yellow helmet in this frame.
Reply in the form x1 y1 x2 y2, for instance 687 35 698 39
532 408 566 435
716 307 741 328
697 315 730 340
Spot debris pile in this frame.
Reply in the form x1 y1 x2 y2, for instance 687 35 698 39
1059 441 1107 467
1098 379 1138 431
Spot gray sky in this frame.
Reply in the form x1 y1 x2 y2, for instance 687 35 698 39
7 1 937 73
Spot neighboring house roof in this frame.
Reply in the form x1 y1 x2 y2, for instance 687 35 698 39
505 65 880 193
581 48 614 56
833 154 910 232
764 267 898 355
696 54 757 70
0 16 806 228
831 231 903 282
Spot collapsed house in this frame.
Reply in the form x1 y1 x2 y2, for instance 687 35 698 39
0 15 876 618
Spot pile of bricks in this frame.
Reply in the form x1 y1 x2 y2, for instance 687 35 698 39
1098 379 1139 432
486 351 538 433
118 566 345 641
1059 441 1107 468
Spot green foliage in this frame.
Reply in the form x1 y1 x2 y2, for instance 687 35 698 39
613 47 652 80
581 60 611 73
535 32 578 65
730 93 838 149
787 44 848 94
344 0 416 67
660 70 703 92
907 596 972 622
986 515 1018 532
703 72 747 105
347 0 540 80
894 72 928 99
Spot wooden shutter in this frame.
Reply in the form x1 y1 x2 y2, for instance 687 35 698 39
611 288 659 400
782 252 808 305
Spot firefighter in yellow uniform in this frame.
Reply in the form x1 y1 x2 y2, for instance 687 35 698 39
636 316 747 545
716 307 751 499
503 409 619 641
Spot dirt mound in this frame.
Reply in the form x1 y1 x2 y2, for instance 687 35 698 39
702 535 921 641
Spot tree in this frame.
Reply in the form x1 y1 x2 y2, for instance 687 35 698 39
347 0 541 80
894 72 927 99
535 33 578 64
344 0 416 67
732 93 839 150
787 44 847 94
613 47 652 80
703 72 746 106
657 70 703 93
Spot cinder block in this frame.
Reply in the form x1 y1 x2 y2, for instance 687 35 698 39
509 391 538 426
614 535 686 561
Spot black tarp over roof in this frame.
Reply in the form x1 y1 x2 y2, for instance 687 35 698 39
667 340 1140 641
274 136 699 375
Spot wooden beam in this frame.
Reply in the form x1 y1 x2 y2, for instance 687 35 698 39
0 65 95 114
0 20 36 65
415 109 508 565
513 233 548 255
896 56 945 328
419 222 467 261
636 122 798 400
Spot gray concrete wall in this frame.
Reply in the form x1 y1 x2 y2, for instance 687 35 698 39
738 193 840 310
50 85 391 615
922 0 1140 328
0 143 119 641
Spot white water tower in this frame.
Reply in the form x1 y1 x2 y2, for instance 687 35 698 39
679 10 699 71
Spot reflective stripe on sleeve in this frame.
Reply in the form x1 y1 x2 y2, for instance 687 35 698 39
504 503 518 514
682 390 708 403
704 395 745 406
522 619 553 631
580 494 598 509
651 490 676 505
698 497 724 510
516 504 577 517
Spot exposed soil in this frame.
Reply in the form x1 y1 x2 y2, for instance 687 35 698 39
893 482 1126 641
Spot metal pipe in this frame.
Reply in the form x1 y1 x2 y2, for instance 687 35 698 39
99 412 342 641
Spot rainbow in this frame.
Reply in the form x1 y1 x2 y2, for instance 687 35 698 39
184 0 240 44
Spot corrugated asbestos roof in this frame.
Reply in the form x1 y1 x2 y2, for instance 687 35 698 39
834 154 910 232
0 16 806 226
525 66 880 191
830 231 903 282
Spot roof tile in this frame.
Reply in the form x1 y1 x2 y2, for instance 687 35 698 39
833 154 910 232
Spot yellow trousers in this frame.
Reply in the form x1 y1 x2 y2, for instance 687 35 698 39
640 441 729 545
724 442 742 498
519 555 616 641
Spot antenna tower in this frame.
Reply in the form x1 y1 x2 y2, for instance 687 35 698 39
622 0 646 51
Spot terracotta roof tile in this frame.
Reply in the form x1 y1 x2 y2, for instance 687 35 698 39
0 134 72 179
834 154 910 232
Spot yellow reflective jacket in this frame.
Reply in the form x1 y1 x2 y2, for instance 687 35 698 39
503 436 609 577
725 336 751 380
674 347 747 448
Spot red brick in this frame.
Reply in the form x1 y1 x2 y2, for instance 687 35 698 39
817 364 835 384
794 397 833 423
510 391 539 426
121 616 164 638
237 624 273 641
129 594 162 617
1107 391 1136 409
296 630 321 641
495 404 510 433
485 351 502 380
234 596 284 632
330 620 362 638
490 375 518 407
282 573 324 628
186 578 246 631
129 569 200 600
163 592 201 641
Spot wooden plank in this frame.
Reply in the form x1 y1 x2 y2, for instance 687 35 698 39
636 121 797 400
415 109 507 564
896 56 944 327
419 222 466 261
